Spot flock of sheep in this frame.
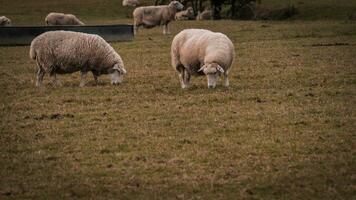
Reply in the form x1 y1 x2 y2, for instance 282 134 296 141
132 1 212 34
2 0 235 89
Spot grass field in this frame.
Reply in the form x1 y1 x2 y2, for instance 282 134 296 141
1 0 356 199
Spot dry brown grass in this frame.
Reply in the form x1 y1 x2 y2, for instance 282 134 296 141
0 20 355 199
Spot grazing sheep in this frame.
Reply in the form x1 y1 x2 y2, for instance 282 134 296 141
45 12 84 26
0 16 11 26
171 29 234 89
30 31 126 87
196 9 212 20
122 0 140 7
133 1 184 35
175 7 194 20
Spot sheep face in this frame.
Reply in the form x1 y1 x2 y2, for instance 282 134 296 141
170 1 184 11
187 7 194 15
198 63 225 88
109 64 127 85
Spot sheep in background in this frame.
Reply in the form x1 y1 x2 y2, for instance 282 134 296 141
171 29 234 89
45 12 84 26
0 16 11 26
175 7 194 20
30 31 126 87
133 1 184 35
122 0 140 7
196 8 212 20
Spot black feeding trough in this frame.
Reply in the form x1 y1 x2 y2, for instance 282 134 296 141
0 24 134 46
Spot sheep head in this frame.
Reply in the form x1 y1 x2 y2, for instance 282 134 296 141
169 1 184 11
0 16 11 26
110 63 127 85
198 63 224 88
187 7 194 14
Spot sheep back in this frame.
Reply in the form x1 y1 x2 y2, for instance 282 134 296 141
171 29 234 75
196 10 213 20
133 5 174 27
30 31 124 75
45 12 84 25
123 0 139 7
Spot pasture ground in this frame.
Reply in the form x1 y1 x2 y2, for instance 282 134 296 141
0 0 355 199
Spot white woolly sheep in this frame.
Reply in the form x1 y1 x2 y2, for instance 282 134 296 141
171 29 235 88
0 16 11 26
133 1 184 35
122 0 140 7
45 12 84 26
175 7 194 20
196 9 212 20
30 31 126 87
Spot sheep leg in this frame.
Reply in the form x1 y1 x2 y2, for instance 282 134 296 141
36 68 45 87
92 72 99 85
183 69 191 88
79 71 88 87
163 24 170 35
50 72 60 86
178 73 185 88
163 25 167 34
224 73 229 87
178 68 190 89
133 21 139 35
177 66 186 88
134 26 138 35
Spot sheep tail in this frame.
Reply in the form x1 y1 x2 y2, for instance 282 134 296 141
29 46 36 60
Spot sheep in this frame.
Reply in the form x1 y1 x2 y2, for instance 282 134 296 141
30 31 127 87
45 12 84 26
196 9 212 20
133 1 184 35
122 0 139 7
175 7 194 20
0 16 11 26
171 29 235 89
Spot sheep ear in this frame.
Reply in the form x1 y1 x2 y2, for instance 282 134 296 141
113 64 127 74
120 68 127 74
113 64 120 70
216 65 225 73
198 65 206 72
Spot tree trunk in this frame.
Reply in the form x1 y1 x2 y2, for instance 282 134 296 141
192 0 199 15
210 0 222 19
199 0 204 11
231 0 237 18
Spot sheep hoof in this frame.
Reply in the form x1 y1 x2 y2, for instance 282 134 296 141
181 84 190 89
